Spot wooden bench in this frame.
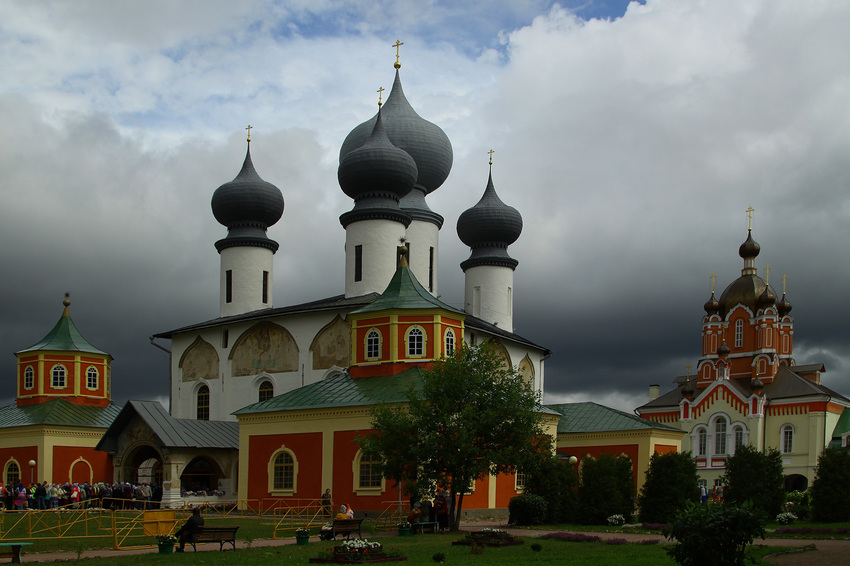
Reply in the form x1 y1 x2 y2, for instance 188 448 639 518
331 519 363 540
186 526 239 551
412 521 439 534
0 542 33 564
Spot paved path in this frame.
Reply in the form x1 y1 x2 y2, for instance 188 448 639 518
12 521 849 564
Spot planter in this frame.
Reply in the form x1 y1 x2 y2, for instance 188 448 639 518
397 527 411 537
296 534 310 545
158 542 174 555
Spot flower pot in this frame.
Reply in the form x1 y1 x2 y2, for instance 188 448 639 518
398 527 411 537
158 542 174 555
296 534 310 545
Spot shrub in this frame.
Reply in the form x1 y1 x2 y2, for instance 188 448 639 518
607 514 625 526
523 453 579 523
577 453 634 524
775 512 797 525
638 451 700 524
811 448 850 522
508 493 548 526
663 503 766 566
721 445 785 518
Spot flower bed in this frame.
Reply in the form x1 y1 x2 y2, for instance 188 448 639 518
310 539 407 564
452 528 524 547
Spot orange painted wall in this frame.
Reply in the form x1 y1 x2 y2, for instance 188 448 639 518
246 432 323 502
494 471 518 508
331 430 399 511
52 446 113 484
0 447 37 484
654 444 677 455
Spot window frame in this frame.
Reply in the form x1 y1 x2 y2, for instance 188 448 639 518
258 380 274 402
365 329 382 361
353 450 385 496
196 384 210 421
406 326 425 358
696 427 707 457
86 366 99 390
734 319 744 348
24 366 34 390
444 329 455 357
4 461 20 487
781 424 794 454
51 364 67 388
714 416 728 455
268 448 298 496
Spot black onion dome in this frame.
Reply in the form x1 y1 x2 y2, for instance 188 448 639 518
457 171 523 247
718 275 778 317
751 376 765 390
739 230 761 259
212 145 284 229
340 70 452 194
704 292 720 314
777 293 793 316
717 342 731 357
758 285 777 308
338 109 417 202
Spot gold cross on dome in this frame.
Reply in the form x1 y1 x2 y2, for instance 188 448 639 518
685 364 691 378
377 86 385 106
245 124 252 142
393 40 404 68
764 264 770 284
488 149 495 165
746 206 755 230
710 273 716 293
781 274 788 294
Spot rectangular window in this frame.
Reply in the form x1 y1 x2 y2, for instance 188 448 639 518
429 246 434 291
222 330 229 349
262 271 269 303
359 454 382 488
354 245 362 282
225 270 233 303
735 320 743 348
783 428 793 453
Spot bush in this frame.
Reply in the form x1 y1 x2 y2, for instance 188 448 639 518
522 453 579 523
721 445 785 518
811 448 850 522
775 512 797 525
577 453 634 524
663 503 766 566
638 451 701 524
508 493 548 526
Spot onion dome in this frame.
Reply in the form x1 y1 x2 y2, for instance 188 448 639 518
717 341 730 358
777 292 793 316
212 143 284 252
751 376 765 392
704 292 720 314
457 169 523 271
681 377 695 397
717 230 777 317
340 70 453 197
739 230 761 260
758 285 777 309
338 109 416 228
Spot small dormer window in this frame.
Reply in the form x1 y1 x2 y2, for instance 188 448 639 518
407 327 424 357
24 366 34 389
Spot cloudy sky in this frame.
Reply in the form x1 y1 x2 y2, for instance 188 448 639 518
1 0 849 414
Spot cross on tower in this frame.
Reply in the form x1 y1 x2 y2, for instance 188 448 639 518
393 40 404 69
710 273 716 293
488 149 495 165
377 86 385 106
764 264 771 284
781 274 788 294
245 124 252 142
746 206 755 230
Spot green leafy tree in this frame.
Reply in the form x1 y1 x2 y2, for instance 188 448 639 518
523 452 579 523
663 503 766 566
638 451 700 524
720 445 785 518
577 453 635 524
357 342 549 531
811 448 850 522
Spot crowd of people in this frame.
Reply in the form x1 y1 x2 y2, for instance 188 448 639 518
0 481 163 511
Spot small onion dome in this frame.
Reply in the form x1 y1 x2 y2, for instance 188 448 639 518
704 292 720 314
212 145 284 231
739 229 761 259
751 376 765 392
338 109 417 203
758 284 777 308
717 341 730 358
777 292 793 316
681 379 695 397
340 70 453 195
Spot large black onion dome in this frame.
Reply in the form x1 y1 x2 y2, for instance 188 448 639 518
739 230 761 259
212 145 284 230
704 291 720 314
338 110 417 202
777 292 793 316
718 275 778 317
340 70 452 195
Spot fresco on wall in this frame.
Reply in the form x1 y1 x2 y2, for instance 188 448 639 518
311 315 349 370
179 337 219 382
230 322 299 376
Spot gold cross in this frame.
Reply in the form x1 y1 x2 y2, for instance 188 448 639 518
377 86 385 106
245 124 252 142
746 206 755 230
685 363 691 378
393 40 404 69
488 149 495 165
781 274 788 294
764 264 770 284
710 273 716 293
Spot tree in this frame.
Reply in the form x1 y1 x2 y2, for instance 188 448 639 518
720 445 785 518
577 453 635 524
357 342 549 531
811 448 850 522
663 503 765 566
638 451 700 524
523 452 579 524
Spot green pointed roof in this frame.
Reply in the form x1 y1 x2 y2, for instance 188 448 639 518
349 266 464 316
16 298 109 357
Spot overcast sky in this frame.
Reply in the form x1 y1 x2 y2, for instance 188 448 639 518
2 0 849 414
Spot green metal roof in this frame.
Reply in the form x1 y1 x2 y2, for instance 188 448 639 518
548 401 680 434
0 398 120 429
349 266 464 316
832 407 850 440
234 368 426 415
16 306 109 356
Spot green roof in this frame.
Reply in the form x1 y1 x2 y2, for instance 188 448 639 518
547 402 680 434
0 398 120 429
234 368 426 415
16 306 109 356
832 407 850 440
349 266 464 316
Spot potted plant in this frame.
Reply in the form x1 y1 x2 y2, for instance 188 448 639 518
155 534 177 554
397 521 411 537
296 527 311 545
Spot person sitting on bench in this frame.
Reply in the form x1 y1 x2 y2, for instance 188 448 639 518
175 507 204 552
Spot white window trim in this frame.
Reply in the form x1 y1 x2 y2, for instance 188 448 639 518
352 450 385 496
86 366 99 390
444 328 455 357
268 447 298 496
781 424 794 454
365 328 382 361
51 364 67 388
405 326 426 358
24 366 34 390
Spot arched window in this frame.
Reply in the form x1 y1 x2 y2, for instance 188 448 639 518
86 366 98 389
197 385 210 421
515 468 526 492
273 452 295 490
782 425 794 454
5 461 20 486
358 453 382 489
366 329 381 360
697 428 707 456
24 366 34 389
444 329 455 357
51 365 66 388
734 319 744 348
715 417 727 455
406 327 424 357
259 380 274 402
733 425 744 449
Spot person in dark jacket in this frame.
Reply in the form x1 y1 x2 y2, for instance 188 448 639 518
175 507 205 552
